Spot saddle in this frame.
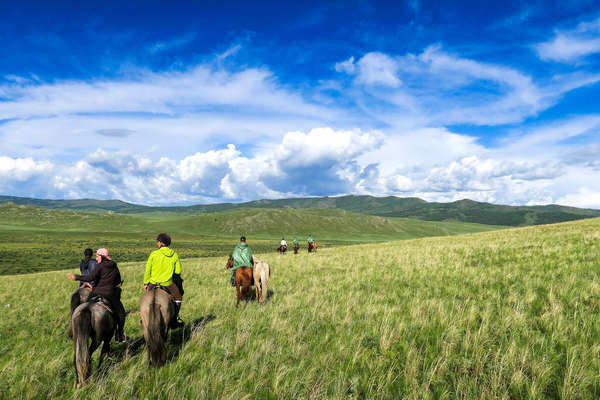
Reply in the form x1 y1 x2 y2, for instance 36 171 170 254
87 295 114 314
148 284 176 301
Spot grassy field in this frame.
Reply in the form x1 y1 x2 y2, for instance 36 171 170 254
0 203 502 275
0 217 599 398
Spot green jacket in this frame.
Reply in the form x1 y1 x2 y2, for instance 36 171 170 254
144 247 182 286
293 238 299 245
232 242 253 271
307 236 314 243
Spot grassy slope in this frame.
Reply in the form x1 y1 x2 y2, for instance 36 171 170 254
0 218 599 398
0 203 500 275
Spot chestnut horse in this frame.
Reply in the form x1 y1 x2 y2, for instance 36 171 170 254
226 254 254 307
293 243 299 254
308 241 318 253
278 244 287 254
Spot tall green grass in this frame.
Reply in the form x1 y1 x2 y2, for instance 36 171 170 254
0 218 598 398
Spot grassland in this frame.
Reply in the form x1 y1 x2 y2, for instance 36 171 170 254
0 217 599 399
0 203 501 275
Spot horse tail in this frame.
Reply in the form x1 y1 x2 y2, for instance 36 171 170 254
147 293 166 366
73 307 91 385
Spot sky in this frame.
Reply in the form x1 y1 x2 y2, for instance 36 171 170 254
1 0 600 208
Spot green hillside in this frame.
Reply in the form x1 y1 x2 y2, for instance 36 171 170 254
2 194 599 226
1 218 599 398
0 203 501 275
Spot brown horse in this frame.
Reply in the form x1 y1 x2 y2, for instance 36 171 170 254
278 244 287 254
293 243 299 254
226 254 254 307
308 241 318 253
71 300 115 386
140 287 176 366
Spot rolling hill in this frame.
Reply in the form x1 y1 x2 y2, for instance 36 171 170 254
1 194 598 226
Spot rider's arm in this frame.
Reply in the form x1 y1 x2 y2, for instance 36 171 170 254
144 253 153 285
174 253 182 275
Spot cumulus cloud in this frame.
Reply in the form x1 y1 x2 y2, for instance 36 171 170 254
0 156 53 181
536 17 600 63
2 123 599 208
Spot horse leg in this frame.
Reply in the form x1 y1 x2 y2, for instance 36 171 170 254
236 283 241 307
97 340 110 371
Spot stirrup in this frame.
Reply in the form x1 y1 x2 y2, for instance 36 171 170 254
170 318 185 329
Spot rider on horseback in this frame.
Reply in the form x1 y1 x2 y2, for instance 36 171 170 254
280 237 287 251
67 248 127 342
144 233 184 329
231 236 254 286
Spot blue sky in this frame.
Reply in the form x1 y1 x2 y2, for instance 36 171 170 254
1 0 600 207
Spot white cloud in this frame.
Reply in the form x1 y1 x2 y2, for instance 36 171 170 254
557 188 600 209
536 17 600 63
0 156 53 181
334 56 355 74
0 65 332 121
355 52 402 87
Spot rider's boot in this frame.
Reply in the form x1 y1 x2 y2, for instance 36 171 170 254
170 301 185 329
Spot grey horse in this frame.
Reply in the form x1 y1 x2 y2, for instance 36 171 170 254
140 287 176 366
71 298 115 386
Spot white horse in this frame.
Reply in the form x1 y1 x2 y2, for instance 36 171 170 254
253 259 270 304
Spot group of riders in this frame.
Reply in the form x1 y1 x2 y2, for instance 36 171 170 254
67 233 316 343
278 235 316 253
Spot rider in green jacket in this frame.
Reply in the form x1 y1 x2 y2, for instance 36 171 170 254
231 236 254 286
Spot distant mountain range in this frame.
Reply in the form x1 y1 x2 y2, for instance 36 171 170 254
1 194 599 227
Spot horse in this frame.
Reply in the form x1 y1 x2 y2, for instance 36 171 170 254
226 254 254 307
140 287 176 366
308 241 318 253
293 243 299 254
253 259 270 304
71 300 115 386
278 244 287 254
68 287 92 338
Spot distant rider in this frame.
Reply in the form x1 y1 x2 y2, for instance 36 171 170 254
144 233 185 329
280 237 287 250
67 248 126 342
231 236 254 286
293 237 299 246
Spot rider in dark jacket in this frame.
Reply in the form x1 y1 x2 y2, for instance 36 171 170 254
79 248 98 287
68 248 126 342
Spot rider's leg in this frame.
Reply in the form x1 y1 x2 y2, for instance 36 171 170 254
115 299 126 342
166 283 184 329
